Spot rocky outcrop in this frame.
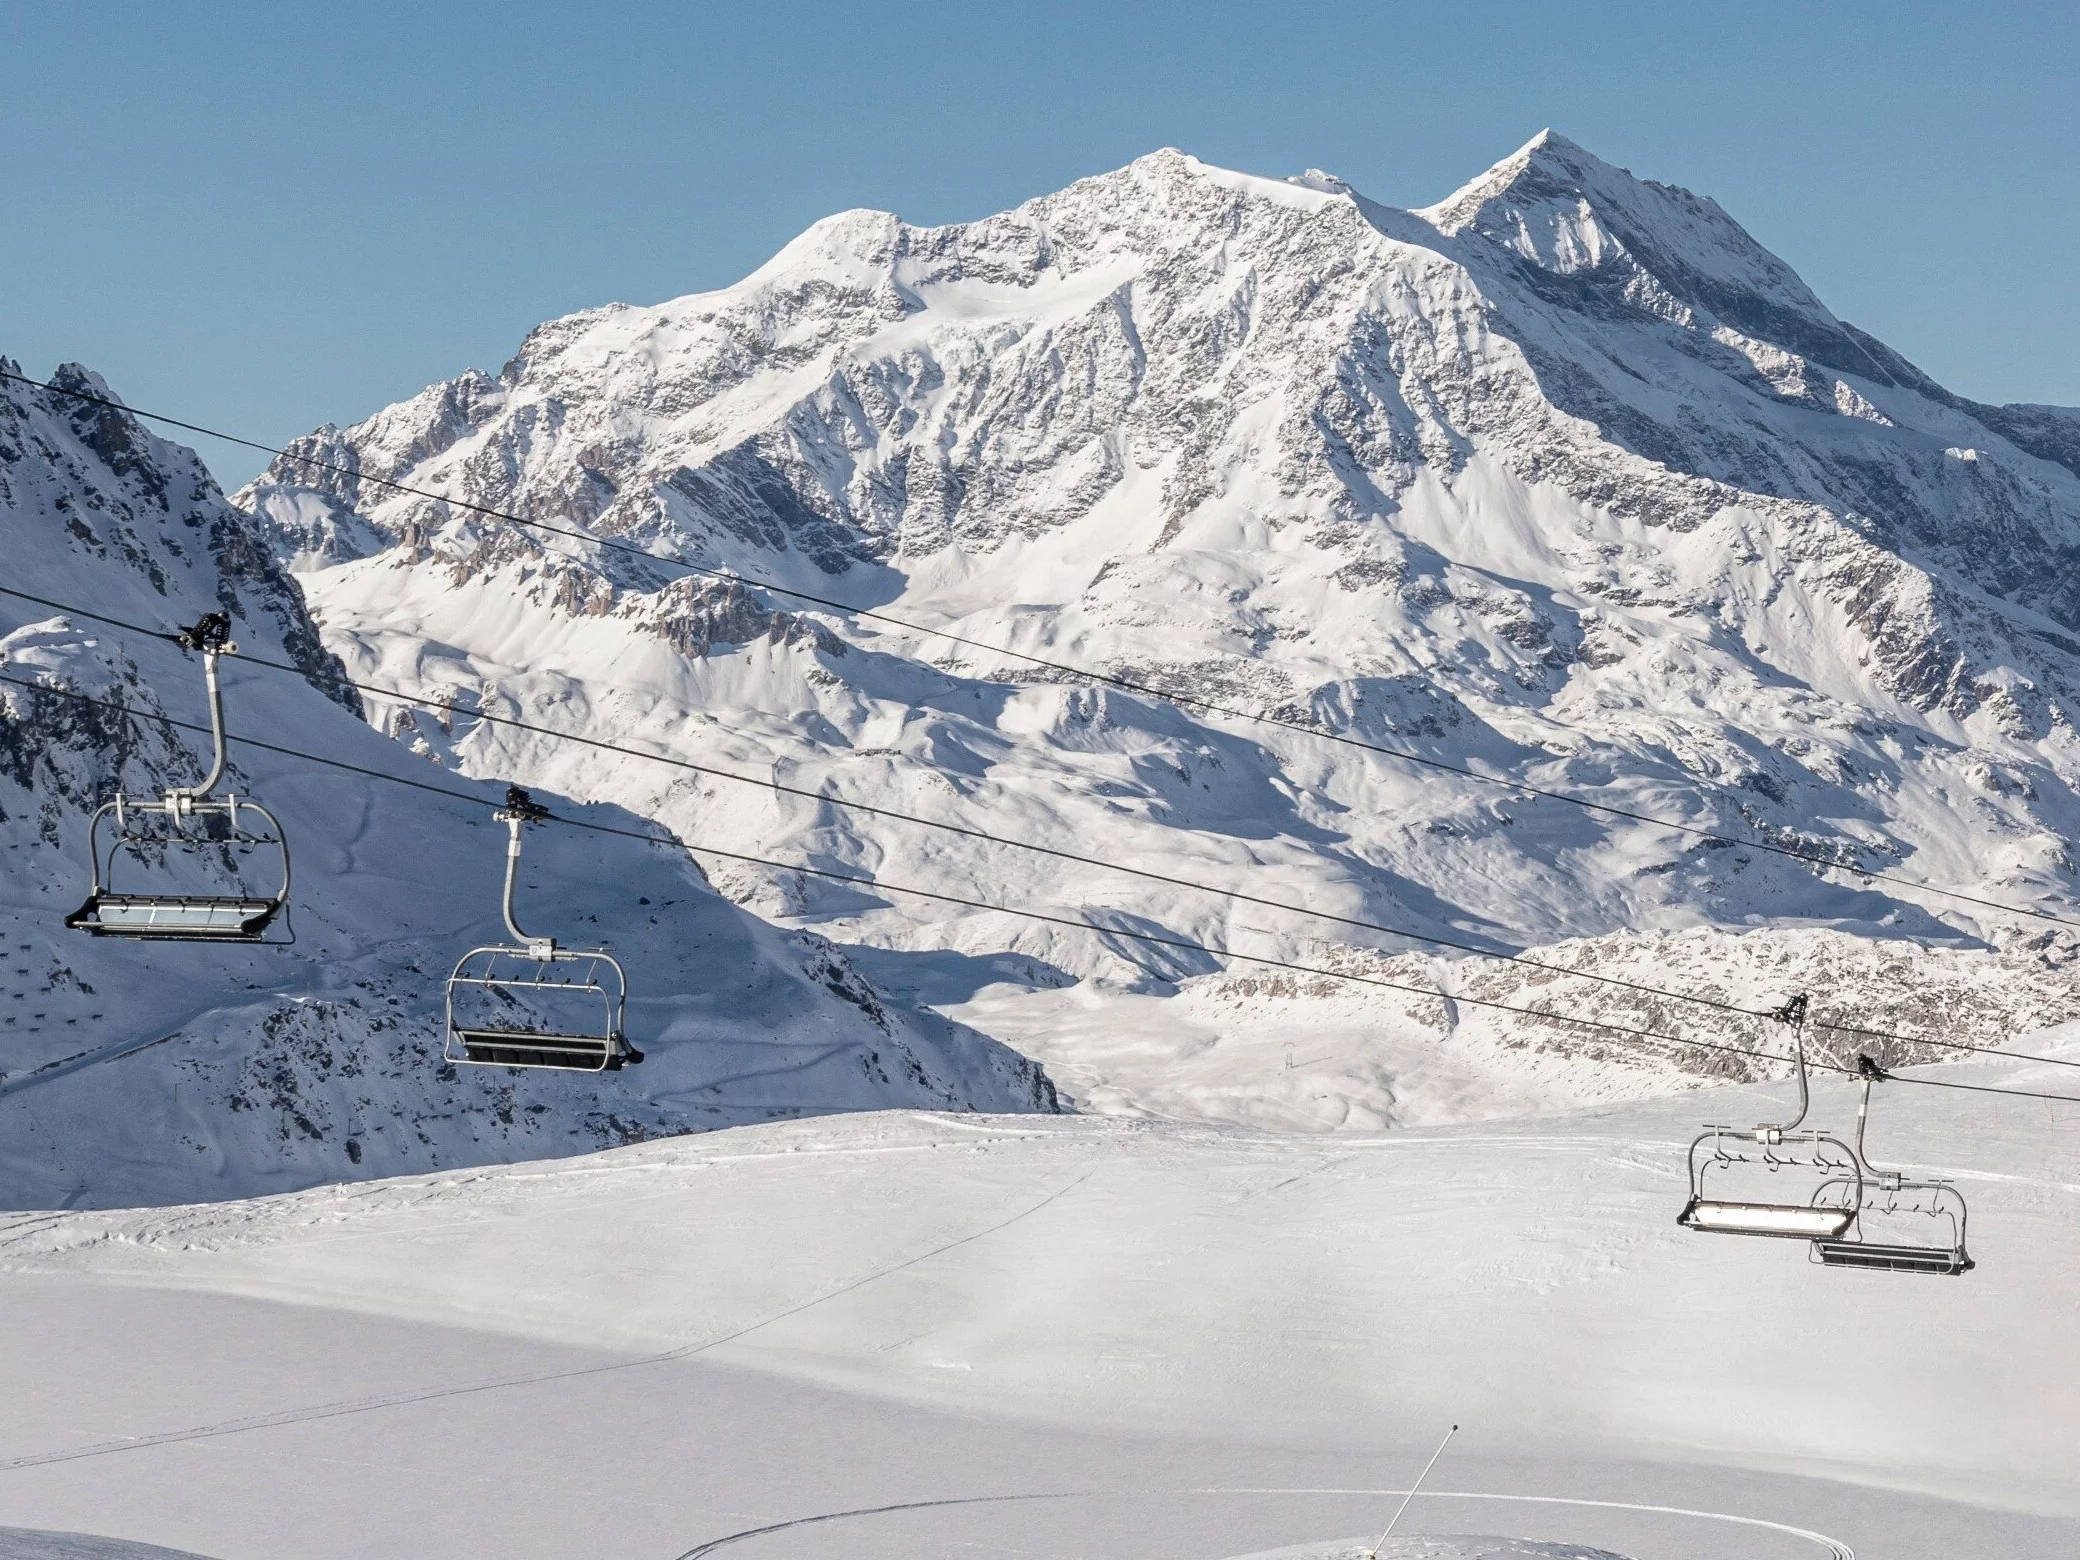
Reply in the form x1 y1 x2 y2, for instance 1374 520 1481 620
230 134 2080 1067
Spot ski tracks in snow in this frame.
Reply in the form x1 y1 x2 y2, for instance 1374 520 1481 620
667 1487 1856 1560
0 1168 1097 1473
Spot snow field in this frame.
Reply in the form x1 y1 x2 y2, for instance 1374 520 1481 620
1226 1541 1629 1560
0 1534 220 1560
1 1057 2075 1558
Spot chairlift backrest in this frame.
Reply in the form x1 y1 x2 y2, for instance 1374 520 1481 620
441 789 640 1073
1677 995 1862 1242
1809 1057 1973 1276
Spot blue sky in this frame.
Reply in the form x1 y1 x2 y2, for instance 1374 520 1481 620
2 1 2074 486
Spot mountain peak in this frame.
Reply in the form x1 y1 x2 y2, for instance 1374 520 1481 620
1286 167 1354 197
1421 129 1701 238
1514 126 1594 167
1417 129 1612 226
1129 145 1196 171
1034 145 1364 224
1419 129 1886 376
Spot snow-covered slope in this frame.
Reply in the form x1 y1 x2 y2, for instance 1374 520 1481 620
0 365 1056 1208
0 1534 221 1560
237 133 2080 1117
1238 1544 1629 1560
7 1070 2078 1557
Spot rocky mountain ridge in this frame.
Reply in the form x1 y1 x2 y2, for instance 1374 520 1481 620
0 365 1055 1207
232 130 2080 1123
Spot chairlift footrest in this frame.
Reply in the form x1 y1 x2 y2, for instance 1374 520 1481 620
66 893 282 941
449 1028 632 1072
1812 1240 1973 1275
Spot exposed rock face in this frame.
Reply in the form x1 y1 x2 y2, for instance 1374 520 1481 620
0 368 1057 1209
229 133 2080 1115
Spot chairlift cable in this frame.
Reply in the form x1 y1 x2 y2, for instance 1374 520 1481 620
7 667 2080 1106
6 366 2079 936
0 587 1773 1013
8 583 2077 1073
0 585 189 644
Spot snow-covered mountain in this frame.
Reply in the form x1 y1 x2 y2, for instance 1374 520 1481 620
0 366 1056 1208
236 132 2080 1120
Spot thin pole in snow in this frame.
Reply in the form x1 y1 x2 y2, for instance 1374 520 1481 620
1364 1423 1458 1560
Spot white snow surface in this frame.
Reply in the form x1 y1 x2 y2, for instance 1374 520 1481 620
0 366 1055 1209
2 1063 2076 1557
7 130 2080 1560
0 1534 219 1560
232 132 2080 1124
1229 1543 1627 1560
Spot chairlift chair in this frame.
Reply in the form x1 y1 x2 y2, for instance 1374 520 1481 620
65 613 292 942
443 787 640 1073
1677 996 1863 1242
1809 1056 1973 1276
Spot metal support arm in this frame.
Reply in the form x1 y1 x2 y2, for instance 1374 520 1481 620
493 787 554 957
1751 994 1812 1142
167 611 236 811
1848 1054 1905 1191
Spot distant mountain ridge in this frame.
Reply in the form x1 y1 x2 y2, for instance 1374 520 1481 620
230 131 2080 1117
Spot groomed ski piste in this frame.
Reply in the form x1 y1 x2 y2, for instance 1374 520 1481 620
3 1052 2079 1559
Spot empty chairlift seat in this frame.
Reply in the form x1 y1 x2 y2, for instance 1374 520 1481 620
1676 997 1864 1245
447 944 634 1072
1676 1126 1863 1241
450 1030 623 1071
66 613 292 944
69 886 284 941
1677 1180 1861 1240
442 788 641 1074
1811 1229 1973 1275
1807 1059 1973 1276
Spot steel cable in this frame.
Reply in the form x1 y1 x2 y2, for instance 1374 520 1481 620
5 364 2077 938
5 666 2079 1105
5 578 2074 1072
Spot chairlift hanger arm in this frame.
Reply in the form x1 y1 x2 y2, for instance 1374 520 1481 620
491 786 553 951
1750 995 1814 1140
179 636 233 804
1847 1052 1908 1186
